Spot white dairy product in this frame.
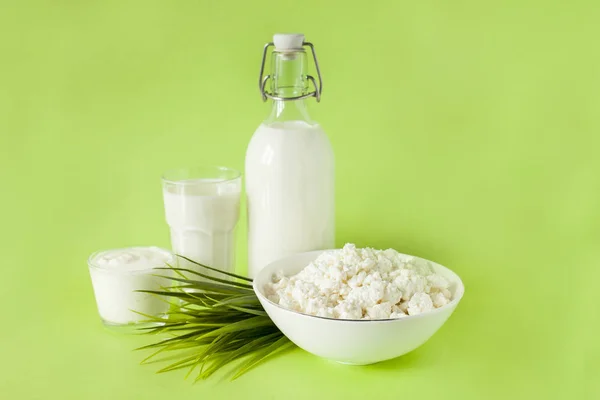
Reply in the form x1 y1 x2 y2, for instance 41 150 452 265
163 178 241 274
88 247 173 325
245 121 335 277
264 244 453 320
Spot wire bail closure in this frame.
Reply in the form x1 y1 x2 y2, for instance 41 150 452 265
258 42 323 102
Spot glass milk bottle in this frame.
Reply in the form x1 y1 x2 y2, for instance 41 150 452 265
245 33 334 277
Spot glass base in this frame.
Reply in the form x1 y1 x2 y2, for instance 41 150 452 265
101 319 165 334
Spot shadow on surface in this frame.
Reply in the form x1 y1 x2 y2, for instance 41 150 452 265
365 350 426 371
319 349 427 373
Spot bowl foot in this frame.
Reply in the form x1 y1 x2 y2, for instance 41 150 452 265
335 360 376 366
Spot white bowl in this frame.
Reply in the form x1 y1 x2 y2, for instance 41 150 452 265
253 250 465 365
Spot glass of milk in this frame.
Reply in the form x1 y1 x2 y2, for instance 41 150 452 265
162 166 241 277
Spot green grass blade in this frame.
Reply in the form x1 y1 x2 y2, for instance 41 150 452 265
156 271 254 290
157 353 205 374
198 332 282 380
226 305 268 316
152 275 253 293
231 336 294 380
213 295 262 307
173 256 254 282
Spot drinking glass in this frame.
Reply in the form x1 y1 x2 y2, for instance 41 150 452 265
162 166 241 276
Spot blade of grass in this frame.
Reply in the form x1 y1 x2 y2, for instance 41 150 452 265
181 332 240 378
197 332 282 380
157 272 254 290
226 305 268 316
173 256 254 282
213 295 262 307
152 275 253 293
231 336 294 380
136 327 223 350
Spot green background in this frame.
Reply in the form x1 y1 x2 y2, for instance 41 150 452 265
1 1 598 398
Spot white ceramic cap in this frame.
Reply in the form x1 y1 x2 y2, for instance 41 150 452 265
273 33 305 51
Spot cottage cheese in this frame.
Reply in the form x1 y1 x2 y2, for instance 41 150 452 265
264 244 453 320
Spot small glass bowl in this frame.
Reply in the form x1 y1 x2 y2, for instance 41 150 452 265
87 246 174 333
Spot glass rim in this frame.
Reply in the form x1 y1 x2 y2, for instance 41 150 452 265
161 166 241 185
87 247 174 274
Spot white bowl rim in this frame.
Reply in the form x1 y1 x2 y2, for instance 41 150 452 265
253 249 465 324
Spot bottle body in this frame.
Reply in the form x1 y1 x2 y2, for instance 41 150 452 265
246 120 334 277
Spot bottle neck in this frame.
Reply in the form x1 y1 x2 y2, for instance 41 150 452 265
264 51 314 124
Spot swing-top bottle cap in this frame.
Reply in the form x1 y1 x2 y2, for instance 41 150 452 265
273 33 305 52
